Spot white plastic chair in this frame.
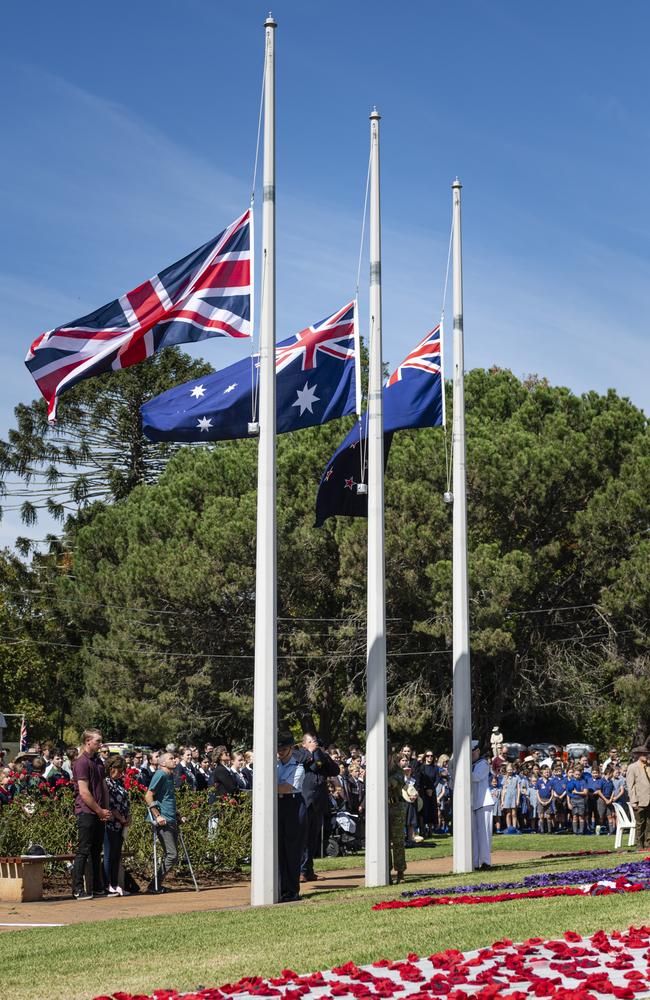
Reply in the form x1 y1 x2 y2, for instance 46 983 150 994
613 801 636 848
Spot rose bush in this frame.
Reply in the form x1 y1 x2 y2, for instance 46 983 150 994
0 779 252 878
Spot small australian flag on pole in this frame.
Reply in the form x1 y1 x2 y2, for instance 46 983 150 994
141 301 357 442
315 323 444 526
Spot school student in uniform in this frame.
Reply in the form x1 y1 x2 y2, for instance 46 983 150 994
500 763 520 832
567 764 589 834
536 766 554 834
597 767 616 834
550 764 568 832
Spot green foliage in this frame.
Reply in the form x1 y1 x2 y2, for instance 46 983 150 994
0 549 80 734
0 786 77 857
0 347 212 540
0 786 252 877
6 367 649 749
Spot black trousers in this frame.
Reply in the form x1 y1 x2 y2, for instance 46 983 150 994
73 813 104 894
421 791 438 828
104 829 124 888
301 802 324 876
278 795 306 898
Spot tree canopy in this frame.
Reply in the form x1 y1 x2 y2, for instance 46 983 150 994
0 348 212 547
27 366 647 750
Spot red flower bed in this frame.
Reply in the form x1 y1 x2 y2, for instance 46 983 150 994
92 926 650 1000
372 877 648 911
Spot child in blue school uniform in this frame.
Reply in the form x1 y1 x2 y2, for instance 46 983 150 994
585 764 603 832
517 769 531 830
536 766 554 834
550 764 568 832
567 764 589 834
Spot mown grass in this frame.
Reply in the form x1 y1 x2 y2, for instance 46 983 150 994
0 846 645 1000
313 831 620 870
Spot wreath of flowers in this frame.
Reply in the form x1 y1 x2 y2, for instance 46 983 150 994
91 926 650 1000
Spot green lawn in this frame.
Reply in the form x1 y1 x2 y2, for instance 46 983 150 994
0 846 644 1000
313 831 619 870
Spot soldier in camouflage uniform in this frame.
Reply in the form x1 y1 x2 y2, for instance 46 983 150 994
387 749 406 882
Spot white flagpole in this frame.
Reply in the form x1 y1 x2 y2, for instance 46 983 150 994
251 11 278 907
365 107 389 889
451 178 473 874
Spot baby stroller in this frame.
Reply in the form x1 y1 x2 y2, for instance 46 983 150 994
325 810 361 857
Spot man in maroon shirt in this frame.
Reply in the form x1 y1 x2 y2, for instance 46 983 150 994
71 729 111 899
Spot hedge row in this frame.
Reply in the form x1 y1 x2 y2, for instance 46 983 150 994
0 785 252 878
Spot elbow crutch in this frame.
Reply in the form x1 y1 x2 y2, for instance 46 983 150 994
178 825 199 892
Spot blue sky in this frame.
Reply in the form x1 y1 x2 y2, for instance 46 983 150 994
1 2 649 546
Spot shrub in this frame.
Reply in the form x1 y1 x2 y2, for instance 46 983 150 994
0 784 252 879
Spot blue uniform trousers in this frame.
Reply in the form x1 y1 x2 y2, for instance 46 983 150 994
278 794 307 898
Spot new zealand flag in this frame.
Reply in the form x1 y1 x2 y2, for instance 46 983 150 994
141 301 357 442
315 324 444 526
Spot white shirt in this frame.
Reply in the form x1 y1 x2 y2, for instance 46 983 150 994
471 757 493 810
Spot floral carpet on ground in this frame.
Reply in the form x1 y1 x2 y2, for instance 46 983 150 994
92 926 650 1000
373 861 650 910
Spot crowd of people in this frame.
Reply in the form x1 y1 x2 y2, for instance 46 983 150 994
1 729 648 901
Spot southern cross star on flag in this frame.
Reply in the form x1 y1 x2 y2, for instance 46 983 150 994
315 323 444 526
141 301 357 442
25 210 252 421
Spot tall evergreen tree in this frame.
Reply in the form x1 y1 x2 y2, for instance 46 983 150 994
0 348 212 547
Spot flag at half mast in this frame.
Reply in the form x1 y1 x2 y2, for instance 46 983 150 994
315 323 444 526
141 301 358 441
25 209 253 421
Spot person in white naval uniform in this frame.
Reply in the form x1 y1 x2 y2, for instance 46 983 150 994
471 739 493 870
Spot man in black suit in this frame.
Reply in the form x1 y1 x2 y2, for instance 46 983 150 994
297 731 339 883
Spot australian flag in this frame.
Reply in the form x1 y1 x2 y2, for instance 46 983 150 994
26 210 252 421
141 301 357 442
315 323 444 526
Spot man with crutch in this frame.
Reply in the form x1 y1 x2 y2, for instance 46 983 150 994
145 752 180 893
145 751 199 894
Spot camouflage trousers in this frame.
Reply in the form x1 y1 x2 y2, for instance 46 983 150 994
389 803 406 874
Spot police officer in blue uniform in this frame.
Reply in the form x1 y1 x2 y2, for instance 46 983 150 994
276 732 307 902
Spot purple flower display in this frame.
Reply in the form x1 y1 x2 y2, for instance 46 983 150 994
401 859 650 898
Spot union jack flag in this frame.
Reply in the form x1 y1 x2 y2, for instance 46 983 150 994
387 323 442 387
275 301 355 374
20 717 28 753
26 209 252 421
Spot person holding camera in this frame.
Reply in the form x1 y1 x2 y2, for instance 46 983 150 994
298 731 339 883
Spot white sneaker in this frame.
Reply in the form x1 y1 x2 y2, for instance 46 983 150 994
107 886 120 895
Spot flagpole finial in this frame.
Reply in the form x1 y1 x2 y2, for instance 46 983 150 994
265 11 277 26
370 105 381 120
452 177 462 189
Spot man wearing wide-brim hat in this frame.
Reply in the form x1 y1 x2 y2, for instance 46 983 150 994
627 744 650 850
